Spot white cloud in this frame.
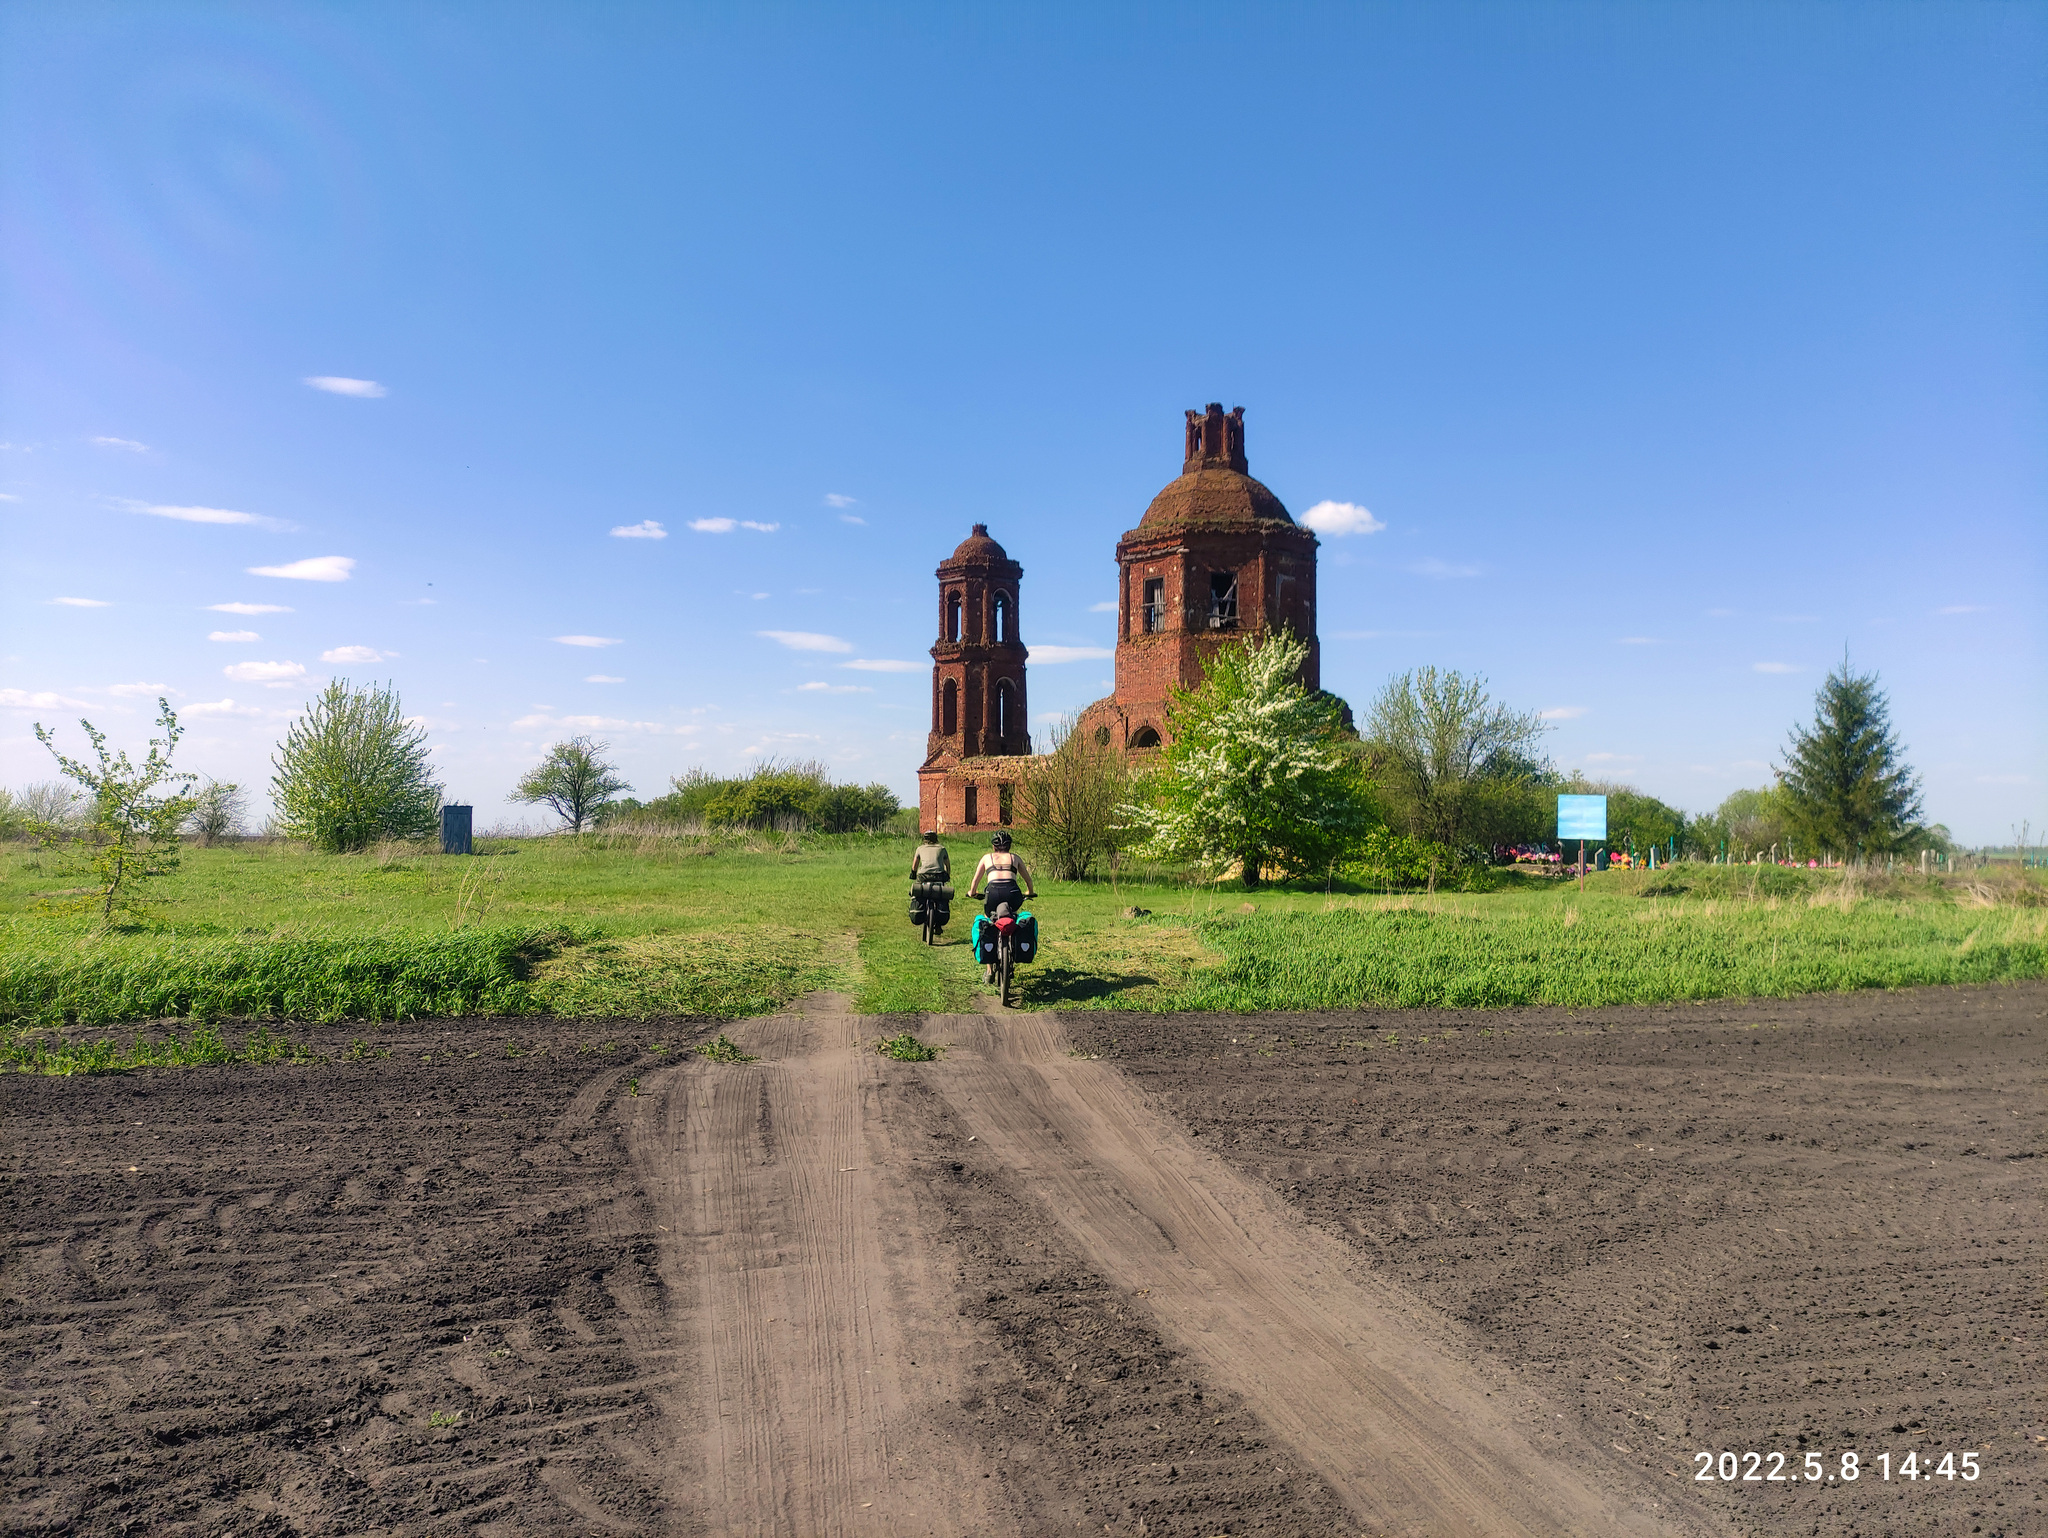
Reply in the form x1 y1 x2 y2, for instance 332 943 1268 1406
304 376 386 397
209 630 260 642
1540 706 1588 720
1936 604 1988 615
585 674 625 683
842 658 923 673
1028 645 1114 663
249 555 354 582
824 493 859 508
1752 661 1799 674
321 645 392 663
759 630 853 653
93 436 148 452
51 596 110 607
0 492 20 501
742 520 778 533
1301 500 1386 536
183 698 264 718
839 514 866 526
125 501 280 527
107 681 178 698
208 601 292 615
611 519 667 539
554 635 623 648
223 660 307 684
689 517 736 533
796 681 874 694
1089 600 1118 612
1412 558 1481 579
0 687 91 709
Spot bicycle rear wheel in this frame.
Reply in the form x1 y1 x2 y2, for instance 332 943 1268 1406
999 936 1014 1007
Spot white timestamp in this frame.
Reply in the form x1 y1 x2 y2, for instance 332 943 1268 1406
1694 1450 1980 1483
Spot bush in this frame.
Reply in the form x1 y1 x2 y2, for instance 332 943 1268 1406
814 781 900 833
1023 714 1129 881
271 680 442 853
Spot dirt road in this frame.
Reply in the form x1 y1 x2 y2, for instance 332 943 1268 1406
5 982 2038 1536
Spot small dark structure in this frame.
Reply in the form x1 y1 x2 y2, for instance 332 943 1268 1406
441 804 473 856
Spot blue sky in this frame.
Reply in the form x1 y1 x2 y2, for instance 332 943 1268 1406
2 2 2041 842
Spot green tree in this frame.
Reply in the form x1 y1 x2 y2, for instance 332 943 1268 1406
32 699 196 926
1365 666 1547 885
1778 661 1924 859
704 759 829 829
1127 630 1375 888
272 679 443 853
813 781 901 833
1021 713 1130 880
512 736 632 833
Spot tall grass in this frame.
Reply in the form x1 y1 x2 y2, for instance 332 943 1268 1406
1132 899 2048 1012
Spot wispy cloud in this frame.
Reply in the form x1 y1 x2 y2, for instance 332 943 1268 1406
585 674 625 684
554 635 623 648
321 645 393 663
209 630 260 642
760 630 853 653
1412 558 1480 579
1028 645 1113 663
1936 604 1988 615
1583 752 1641 764
122 500 287 529
93 436 148 452
841 658 921 672
184 698 264 718
0 687 91 709
51 596 110 608
839 514 866 526
796 681 874 694
304 376 386 398
690 517 780 534
1089 600 1118 613
511 711 677 733
610 519 667 539
824 493 858 508
1540 705 1588 720
208 601 292 615
0 492 19 501
223 660 307 685
107 681 177 698
1301 500 1386 536
1752 661 1799 674
250 555 354 582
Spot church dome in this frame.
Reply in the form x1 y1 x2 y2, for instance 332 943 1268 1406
1137 403 1293 530
946 522 1012 564
1140 467 1292 529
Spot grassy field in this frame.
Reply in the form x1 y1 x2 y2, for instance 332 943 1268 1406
2 831 2043 1068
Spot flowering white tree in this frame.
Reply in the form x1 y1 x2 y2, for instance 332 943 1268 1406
1125 630 1375 888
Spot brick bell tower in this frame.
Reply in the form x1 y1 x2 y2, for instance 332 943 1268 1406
918 524 1031 832
1078 403 1320 752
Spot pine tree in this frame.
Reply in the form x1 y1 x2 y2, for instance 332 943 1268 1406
1777 660 1923 859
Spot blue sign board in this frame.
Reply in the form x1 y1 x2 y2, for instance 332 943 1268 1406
1557 794 1608 840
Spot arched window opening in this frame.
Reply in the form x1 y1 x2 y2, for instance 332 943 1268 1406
995 681 1012 740
993 593 1009 644
1094 726 1112 747
942 678 958 736
1129 725 1162 750
947 591 963 643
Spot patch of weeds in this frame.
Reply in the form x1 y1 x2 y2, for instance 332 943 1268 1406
626 1076 640 1096
695 1034 757 1063
347 1038 390 1061
876 1031 939 1062
502 1039 524 1058
426 1409 462 1428
649 1042 668 1054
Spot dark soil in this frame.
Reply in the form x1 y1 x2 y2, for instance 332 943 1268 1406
1065 981 2048 1538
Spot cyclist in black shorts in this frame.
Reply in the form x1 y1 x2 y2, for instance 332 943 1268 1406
966 832 1037 983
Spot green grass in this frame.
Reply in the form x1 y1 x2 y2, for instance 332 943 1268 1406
1 832 2042 1071
875 1030 941 1061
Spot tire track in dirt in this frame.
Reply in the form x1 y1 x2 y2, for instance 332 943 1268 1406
626 993 997 1537
924 1009 1721 1538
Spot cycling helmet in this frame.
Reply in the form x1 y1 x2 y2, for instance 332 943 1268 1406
990 831 1012 850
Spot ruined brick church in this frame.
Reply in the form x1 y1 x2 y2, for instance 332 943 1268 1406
917 404 1322 833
